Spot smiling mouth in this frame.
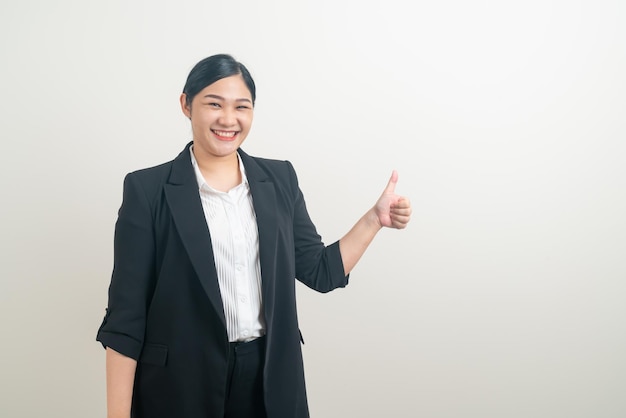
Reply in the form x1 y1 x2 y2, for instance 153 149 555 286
212 130 239 141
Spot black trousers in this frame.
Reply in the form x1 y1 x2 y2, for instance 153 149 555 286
224 336 267 418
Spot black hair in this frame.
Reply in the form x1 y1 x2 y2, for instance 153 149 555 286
182 54 256 107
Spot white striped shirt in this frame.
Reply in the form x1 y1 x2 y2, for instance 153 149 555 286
190 146 265 342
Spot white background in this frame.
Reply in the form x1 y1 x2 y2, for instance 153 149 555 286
1 1 625 417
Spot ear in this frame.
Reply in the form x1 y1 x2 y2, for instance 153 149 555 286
180 93 191 119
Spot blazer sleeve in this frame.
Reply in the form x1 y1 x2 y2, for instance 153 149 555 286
96 172 156 360
287 161 350 293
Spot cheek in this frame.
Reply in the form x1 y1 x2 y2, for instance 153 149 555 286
192 113 213 128
242 116 253 131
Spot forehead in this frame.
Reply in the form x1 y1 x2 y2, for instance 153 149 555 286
196 75 252 101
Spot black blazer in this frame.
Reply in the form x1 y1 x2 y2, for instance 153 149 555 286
97 143 349 418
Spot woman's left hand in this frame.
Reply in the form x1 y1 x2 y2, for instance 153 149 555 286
374 170 412 229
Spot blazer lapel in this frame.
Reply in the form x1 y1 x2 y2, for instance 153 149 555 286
164 144 226 327
238 150 278 319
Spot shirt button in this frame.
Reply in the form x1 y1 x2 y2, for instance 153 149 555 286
240 296 247 303
242 330 249 337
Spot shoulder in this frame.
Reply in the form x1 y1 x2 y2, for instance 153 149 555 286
126 161 173 184
238 150 306 206
125 142 191 185
121 158 176 204
127 159 174 183
240 151 300 190
249 155 293 173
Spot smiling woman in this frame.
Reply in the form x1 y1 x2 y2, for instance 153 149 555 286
180 56 256 191
181 75 255 190
96 53 411 418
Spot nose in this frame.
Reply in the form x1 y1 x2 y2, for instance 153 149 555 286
218 107 237 126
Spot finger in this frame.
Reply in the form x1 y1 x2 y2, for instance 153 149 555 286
391 197 411 209
391 210 411 221
383 170 399 194
392 214 411 223
390 210 411 228
390 207 412 217
391 217 410 229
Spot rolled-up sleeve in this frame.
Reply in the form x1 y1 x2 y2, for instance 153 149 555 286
96 173 156 360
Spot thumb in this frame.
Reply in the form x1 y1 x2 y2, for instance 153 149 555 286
383 170 398 194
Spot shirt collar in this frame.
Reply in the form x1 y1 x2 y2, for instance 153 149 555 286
189 144 249 191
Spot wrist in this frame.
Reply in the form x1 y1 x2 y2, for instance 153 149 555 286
366 208 383 230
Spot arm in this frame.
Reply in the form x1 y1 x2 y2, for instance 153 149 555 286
105 347 137 418
97 173 156 414
97 173 155 357
339 170 411 275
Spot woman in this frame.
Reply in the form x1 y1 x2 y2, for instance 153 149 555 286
97 54 411 418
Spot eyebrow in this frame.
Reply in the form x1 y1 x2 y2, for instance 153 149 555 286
203 94 252 104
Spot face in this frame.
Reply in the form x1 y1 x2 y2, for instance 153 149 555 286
180 75 254 161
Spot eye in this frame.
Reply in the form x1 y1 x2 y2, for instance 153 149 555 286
237 105 251 110
206 102 221 108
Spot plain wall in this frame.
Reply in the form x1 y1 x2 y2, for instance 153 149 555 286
1 0 625 417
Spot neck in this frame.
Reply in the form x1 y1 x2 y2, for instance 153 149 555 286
193 148 241 192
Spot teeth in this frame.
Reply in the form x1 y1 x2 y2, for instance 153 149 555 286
214 130 236 138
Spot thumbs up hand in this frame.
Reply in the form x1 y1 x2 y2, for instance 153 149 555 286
337 170 412 274
374 170 412 229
